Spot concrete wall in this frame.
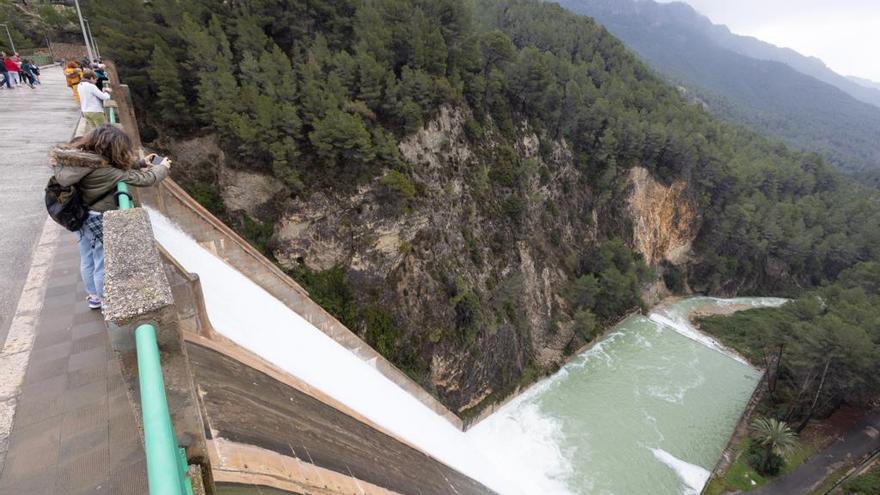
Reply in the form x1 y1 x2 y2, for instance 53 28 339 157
102 207 211 492
157 234 496 495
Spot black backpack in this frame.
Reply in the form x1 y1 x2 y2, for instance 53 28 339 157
45 175 115 232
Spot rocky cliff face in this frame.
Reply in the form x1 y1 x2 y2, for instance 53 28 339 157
179 106 701 415
626 166 698 266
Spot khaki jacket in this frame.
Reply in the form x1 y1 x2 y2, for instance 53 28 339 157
50 148 169 212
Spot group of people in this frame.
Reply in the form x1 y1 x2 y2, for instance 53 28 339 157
1 51 41 88
64 59 109 103
46 58 174 310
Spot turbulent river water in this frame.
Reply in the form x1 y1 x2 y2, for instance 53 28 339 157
467 297 786 495
149 208 786 495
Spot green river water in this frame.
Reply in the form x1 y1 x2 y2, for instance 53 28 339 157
467 297 786 495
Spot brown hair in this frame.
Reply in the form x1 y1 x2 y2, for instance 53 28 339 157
66 60 80 69
69 125 136 170
82 69 97 81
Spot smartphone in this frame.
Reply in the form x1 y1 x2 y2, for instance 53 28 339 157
150 155 165 166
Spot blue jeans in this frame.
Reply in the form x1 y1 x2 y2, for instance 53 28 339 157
78 213 105 299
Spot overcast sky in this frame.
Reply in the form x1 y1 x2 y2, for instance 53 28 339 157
655 0 880 82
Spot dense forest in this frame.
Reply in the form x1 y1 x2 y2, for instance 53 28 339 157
700 262 880 426
41 0 877 416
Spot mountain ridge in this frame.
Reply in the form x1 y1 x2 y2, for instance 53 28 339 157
556 0 880 173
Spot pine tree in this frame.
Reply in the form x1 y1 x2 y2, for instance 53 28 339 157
309 110 375 172
149 40 191 128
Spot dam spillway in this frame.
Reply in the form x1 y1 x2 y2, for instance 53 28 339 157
147 203 783 495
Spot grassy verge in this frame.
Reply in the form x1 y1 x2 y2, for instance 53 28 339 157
704 434 826 494
704 440 767 494
835 462 880 494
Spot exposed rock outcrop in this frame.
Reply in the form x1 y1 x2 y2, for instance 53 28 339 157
219 106 696 415
627 166 698 266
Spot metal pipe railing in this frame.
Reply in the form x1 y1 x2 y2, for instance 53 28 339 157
135 324 194 495
116 141 192 494
116 181 132 209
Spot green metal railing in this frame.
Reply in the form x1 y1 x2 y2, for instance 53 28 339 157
134 324 194 495
116 181 132 209
23 54 53 66
118 178 192 495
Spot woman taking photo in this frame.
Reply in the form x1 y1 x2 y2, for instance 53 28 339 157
49 125 172 309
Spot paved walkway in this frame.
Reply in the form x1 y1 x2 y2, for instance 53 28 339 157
0 67 148 494
0 220 147 494
0 66 80 346
753 409 880 495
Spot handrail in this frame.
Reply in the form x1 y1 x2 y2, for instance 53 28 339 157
104 98 118 125
118 172 192 495
135 324 194 495
116 181 132 209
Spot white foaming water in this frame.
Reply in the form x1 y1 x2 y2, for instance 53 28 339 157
466 375 576 495
146 209 521 495
648 312 746 364
647 296 785 366
651 448 711 495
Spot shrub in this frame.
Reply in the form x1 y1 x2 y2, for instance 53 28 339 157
188 181 226 217
663 266 685 293
746 441 784 476
451 278 482 345
241 214 273 255
572 309 599 340
380 170 417 201
843 469 880 494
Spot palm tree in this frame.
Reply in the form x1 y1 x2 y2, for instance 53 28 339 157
750 417 798 474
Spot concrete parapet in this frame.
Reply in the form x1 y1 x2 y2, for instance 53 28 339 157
103 208 173 326
102 207 211 492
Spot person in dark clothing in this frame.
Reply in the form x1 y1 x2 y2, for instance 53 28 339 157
92 63 109 90
0 53 8 89
21 60 40 85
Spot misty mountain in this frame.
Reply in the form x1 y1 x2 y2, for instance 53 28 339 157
555 0 880 173
701 24 880 110
849 75 880 92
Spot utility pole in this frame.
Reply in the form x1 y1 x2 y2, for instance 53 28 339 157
84 19 100 61
45 33 54 61
72 0 95 63
0 24 15 53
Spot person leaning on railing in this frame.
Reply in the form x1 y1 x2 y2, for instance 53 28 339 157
79 69 111 131
49 125 173 310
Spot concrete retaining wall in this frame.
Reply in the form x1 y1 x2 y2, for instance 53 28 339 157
701 370 769 494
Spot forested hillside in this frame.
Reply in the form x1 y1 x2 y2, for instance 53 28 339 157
557 0 880 176
69 0 880 416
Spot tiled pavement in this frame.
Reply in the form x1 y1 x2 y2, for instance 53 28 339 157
0 229 147 494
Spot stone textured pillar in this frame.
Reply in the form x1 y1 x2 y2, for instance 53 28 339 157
102 207 209 475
